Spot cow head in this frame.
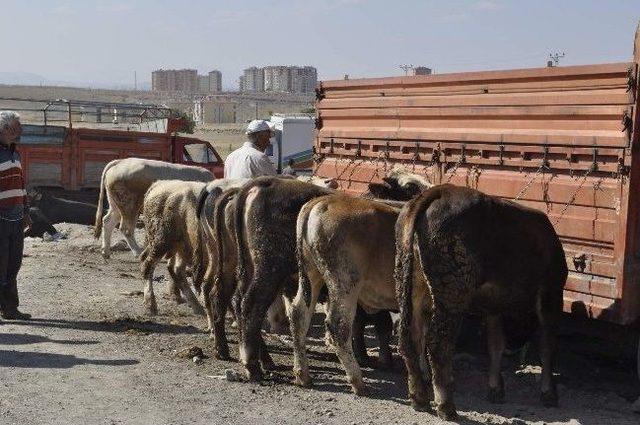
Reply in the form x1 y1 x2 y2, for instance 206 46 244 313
365 169 432 201
295 175 339 189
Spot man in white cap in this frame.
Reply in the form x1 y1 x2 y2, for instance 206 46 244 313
224 119 277 179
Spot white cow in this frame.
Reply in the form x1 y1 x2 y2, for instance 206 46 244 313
94 158 213 258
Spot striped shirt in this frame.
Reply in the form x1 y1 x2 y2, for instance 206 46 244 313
0 144 27 221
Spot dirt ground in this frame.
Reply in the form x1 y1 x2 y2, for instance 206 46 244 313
1 223 639 425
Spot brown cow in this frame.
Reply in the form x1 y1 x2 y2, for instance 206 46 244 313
232 177 335 379
395 184 567 420
138 180 209 316
198 175 339 359
289 181 433 395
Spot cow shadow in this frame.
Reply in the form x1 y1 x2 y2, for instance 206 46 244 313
0 349 138 369
0 332 99 345
262 312 639 425
9 317 201 335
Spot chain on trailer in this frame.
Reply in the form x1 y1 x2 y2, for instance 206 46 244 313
553 166 594 226
444 145 466 184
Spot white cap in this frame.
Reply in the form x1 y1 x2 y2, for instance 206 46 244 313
245 119 274 135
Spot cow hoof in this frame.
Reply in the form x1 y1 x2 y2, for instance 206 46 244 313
410 399 432 412
260 357 276 371
377 354 393 371
541 390 559 407
436 404 458 422
171 295 185 305
214 349 231 361
101 251 111 260
244 364 263 382
293 373 312 388
191 305 206 316
351 383 367 397
355 355 374 368
487 386 505 404
144 299 158 316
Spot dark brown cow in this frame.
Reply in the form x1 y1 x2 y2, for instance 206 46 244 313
395 184 567 420
233 177 334 379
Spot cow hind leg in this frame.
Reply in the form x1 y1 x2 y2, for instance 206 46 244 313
140 252 159 315
325 292 365 396
486 314 506 403
210 270 235 360
537 288 560 407
101 207 120 259
167 257 205 316
120 215 142 258
352 306 372 368
266 294 289 335
373 310 393 370
289 269 323 388
426 308 463 421
238 278 277 381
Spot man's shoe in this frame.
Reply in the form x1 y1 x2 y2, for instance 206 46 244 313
1 310 32 320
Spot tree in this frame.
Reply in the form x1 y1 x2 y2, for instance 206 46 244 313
169 108 196 134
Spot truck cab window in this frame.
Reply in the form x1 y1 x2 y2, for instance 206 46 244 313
182 143 219 164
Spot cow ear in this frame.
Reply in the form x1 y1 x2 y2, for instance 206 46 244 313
382 176 395 185
404 182 422 194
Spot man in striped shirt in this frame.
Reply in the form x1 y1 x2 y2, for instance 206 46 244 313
0 111 31 321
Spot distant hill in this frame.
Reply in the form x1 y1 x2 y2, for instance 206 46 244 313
0 72 52 86
0 71 151 90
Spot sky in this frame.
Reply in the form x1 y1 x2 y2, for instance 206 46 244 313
1 0 638 89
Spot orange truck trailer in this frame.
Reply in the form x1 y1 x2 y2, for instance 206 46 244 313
314 25 640 371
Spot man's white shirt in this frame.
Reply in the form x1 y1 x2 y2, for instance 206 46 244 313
223 142 277 179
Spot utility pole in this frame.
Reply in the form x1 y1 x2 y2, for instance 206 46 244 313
547 52 565 67
399 64 414 76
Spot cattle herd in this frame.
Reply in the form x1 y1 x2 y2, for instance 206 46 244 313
89 158 567 422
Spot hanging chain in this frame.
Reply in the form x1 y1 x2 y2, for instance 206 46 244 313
553 166 594 226
444 156 463 184
513 163 549 201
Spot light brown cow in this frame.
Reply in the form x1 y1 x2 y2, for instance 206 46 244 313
289 171 432 395
138 180 209 316
94 158 213 258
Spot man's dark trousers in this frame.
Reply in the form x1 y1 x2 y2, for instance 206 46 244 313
0 220 23 313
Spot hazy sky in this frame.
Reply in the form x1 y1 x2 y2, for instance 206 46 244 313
1 0 638 88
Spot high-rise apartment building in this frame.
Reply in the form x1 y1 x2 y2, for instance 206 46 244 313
264 66 291 92
240 67 265 92
208 70 222 93
152 69 198 92
240 66 317 93
290 66 318 93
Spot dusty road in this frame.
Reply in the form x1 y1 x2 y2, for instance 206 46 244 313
0 223 638 425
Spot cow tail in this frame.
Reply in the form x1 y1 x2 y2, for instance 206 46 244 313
233 183 253 290
213 189 237 294
394 187 441 358
94 159 119 238
191 186 212 293
296 198 318 308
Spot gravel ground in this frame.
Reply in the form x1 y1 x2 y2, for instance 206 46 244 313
0 223 638 425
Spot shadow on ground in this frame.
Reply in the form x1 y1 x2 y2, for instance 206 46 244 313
0 349 139 369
